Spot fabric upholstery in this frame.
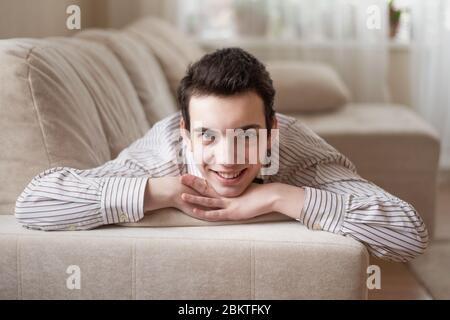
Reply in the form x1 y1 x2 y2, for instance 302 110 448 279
125 17 204 100
54 37 150 156
0 215 368 299
0 37 150 214
129 17 204 63
0 39 111 214
267 61 350 113
76 29 177 125
119 208 292 227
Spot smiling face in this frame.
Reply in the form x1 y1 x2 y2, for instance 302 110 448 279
180 91 276 197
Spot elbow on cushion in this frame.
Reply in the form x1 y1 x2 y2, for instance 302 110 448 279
394 207 430 263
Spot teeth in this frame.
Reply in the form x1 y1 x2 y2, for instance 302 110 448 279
215 170 244 179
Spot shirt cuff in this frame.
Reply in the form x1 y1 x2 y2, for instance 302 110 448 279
101 176 148 224
296 186 348 234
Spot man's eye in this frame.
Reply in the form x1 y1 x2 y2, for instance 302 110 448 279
236 130 258 139
202 131 216 141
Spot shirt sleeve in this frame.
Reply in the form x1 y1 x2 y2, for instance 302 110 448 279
14 158 150 231
292 154 429 262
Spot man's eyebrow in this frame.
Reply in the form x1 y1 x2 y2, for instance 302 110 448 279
193 127 216 133
192 124 261 133
235 124 261 131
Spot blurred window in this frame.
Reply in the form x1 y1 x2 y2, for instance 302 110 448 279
177 0 414 42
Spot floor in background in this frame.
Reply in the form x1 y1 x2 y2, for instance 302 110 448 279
408 176 450 300
368 257 432 300
369 173 450 300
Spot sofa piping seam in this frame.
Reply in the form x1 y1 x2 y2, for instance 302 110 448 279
1 233 365 250
26 47 52 168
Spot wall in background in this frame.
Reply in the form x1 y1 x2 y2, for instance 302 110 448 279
97 0 177 29
0 0 103 38
0 0 176 38
389 46 411 107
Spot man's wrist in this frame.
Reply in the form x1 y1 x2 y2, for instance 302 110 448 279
144 177 178 212
270 182 305 220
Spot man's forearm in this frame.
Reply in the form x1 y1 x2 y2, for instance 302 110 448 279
269 182 305 220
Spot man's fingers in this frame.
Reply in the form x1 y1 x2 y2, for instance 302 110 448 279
192 207 228 221
180 174 206 193
181 193 224 208
178 204 227 222
180 174 215 196
179 203 209 220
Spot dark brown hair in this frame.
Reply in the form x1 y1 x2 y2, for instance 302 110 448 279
177 47 275 131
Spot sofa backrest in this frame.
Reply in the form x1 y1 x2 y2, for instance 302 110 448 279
126 17 204 100
0 37 151 214
0 17 203 214
76 29 178 125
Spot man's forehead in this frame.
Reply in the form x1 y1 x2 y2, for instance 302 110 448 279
188 92 266 129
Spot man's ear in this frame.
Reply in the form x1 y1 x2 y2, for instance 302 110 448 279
267 115 278 151
271 115 279 130
179 118 192 151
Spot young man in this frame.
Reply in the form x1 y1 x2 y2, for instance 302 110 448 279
15 48 428 262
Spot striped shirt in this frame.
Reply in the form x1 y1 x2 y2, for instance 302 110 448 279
15 111 428 262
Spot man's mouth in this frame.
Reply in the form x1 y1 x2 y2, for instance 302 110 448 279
210 168 248 184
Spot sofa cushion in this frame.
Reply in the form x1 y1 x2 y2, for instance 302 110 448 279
76 29 178 124
0 37 150 214
129 17 204 63
0 39 111 214
0 215 368 299
125 17 204 100
54 37 150 157
297 103 439 173
119 208 292 227
267 61 350 113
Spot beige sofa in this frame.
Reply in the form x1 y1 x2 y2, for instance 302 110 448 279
0 17 439 299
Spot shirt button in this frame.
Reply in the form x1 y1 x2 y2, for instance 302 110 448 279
312 223 321 230
119 213 129 223
68 225 77 231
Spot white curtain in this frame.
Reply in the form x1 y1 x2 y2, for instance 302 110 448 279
293 0 390 103
177 0 390 103
410 0 450 169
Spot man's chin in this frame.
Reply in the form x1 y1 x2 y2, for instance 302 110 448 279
210 183 247 198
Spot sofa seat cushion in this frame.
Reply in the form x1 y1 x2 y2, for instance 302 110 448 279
118 208 291 227
0 215 368 299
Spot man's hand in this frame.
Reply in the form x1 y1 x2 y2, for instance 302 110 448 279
144 177 205 216
179 174 305 222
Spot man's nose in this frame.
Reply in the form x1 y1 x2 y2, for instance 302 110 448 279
214 137 236 165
